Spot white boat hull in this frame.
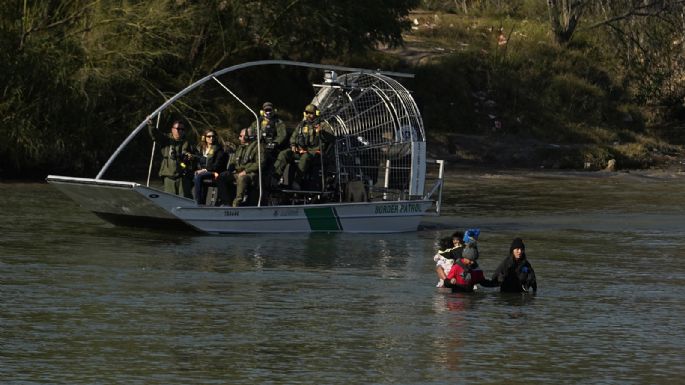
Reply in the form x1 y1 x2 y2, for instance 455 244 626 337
47 176 433 233
47 61 445 233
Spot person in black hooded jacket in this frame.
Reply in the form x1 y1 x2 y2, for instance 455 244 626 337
491 237 537 293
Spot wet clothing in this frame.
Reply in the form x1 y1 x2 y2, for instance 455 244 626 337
491 254 537 293
437 246 482 269
435 245 462 274
444 259 497 292
439 246 464 260
434 252 454 275
217 140 265 206
148 125 194 198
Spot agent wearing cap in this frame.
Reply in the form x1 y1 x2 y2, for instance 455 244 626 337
273 103 334 188
443 241 497 292
490 237 538 293
250 102 288 156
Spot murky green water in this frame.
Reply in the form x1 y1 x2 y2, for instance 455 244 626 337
2 169 684 384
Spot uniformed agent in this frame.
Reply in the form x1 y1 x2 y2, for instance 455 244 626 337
273 104 333 186
217 128 265 207
250 101 288 156
148 120 195 198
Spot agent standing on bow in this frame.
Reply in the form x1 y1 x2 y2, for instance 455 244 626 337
148 120 195 198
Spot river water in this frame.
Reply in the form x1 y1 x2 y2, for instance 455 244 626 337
1 169 684 384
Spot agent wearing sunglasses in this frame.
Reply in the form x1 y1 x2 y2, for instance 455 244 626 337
250 101 288 156
148 120 195 198
192 129 228 205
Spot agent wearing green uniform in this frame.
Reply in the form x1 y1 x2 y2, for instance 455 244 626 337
217 128 265 207
250 101 288 157
273 104 334 186
148 120 195 198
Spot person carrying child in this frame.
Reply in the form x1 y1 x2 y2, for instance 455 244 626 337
443 241 498 292
434 236 458 287
433 229 479 287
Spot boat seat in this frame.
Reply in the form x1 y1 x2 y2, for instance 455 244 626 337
205 186 220 206
201 176 220 206
344 180 368 202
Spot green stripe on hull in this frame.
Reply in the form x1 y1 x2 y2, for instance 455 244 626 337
304 207 342 231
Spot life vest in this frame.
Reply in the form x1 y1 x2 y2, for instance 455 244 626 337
447 262 484 287
261 118 275 142
295 120 322 149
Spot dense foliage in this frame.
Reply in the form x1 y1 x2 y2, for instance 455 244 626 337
2 0 684 177
411 0 684 168
418 0 685 111
0 0 418 178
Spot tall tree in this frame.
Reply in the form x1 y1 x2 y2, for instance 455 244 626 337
547 0 587 45
0 0 420 178
585 0 685 104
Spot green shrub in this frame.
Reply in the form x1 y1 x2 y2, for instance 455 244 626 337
543 74 606 124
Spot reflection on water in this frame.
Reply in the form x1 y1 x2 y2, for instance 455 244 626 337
1 170 684 384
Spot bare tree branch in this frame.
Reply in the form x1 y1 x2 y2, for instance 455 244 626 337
584 0 685 30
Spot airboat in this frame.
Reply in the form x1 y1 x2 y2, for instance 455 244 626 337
47 60 444 233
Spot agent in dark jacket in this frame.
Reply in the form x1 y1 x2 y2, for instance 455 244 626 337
443 242 498 292
192 129 227 205
491 237 537 293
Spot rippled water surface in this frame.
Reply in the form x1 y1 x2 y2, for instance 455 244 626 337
2 170 684 384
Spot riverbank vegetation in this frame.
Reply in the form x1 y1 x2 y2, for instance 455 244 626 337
408 1 685 169
2 0 684 179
